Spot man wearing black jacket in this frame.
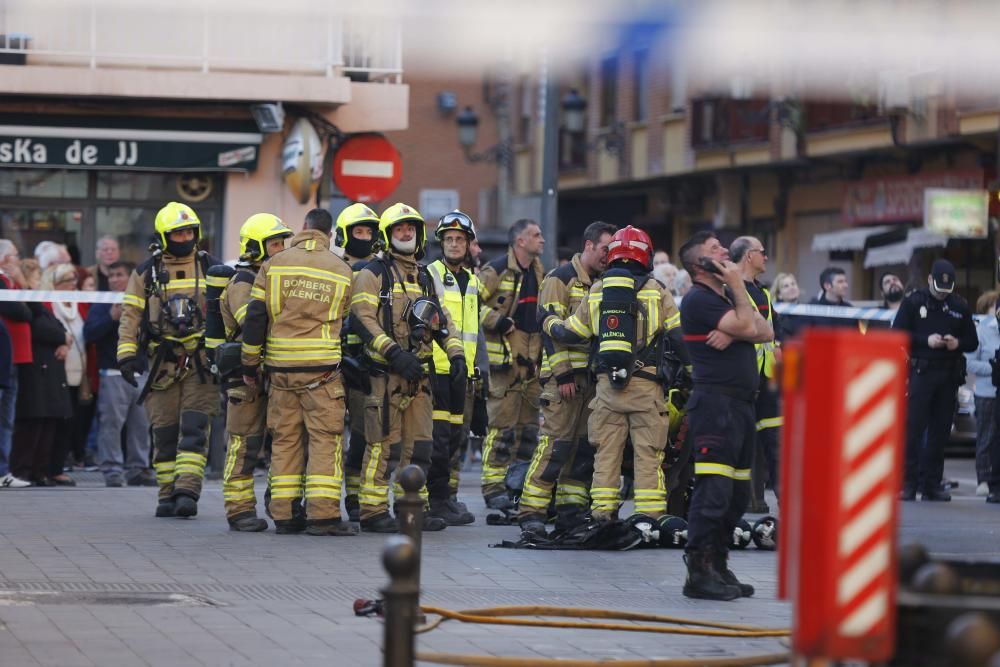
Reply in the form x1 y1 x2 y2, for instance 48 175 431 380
84 261 153 488
893 259 978 501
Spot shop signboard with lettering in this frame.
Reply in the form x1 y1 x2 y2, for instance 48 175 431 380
0 127 261 172
923 188 988 239
842 170 984 225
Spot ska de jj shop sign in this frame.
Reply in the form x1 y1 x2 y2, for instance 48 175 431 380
0 126 262 172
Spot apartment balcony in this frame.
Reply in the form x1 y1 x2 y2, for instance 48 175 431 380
690 97 770 150
0 1 402 105
802 101 893 157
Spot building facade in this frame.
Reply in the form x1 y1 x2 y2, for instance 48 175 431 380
0 2 407 264
503 41 999 303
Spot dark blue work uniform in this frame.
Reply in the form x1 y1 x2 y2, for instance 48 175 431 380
892 288 977 497
681 282 760 554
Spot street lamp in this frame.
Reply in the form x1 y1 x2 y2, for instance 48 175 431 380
455 105 512 165
559 88 625 156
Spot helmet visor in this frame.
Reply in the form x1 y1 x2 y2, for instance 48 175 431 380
436 212 474 238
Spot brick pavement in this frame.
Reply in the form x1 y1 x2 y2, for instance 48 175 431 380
0 464 802 666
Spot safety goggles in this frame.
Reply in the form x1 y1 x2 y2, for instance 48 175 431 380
437 211 474 236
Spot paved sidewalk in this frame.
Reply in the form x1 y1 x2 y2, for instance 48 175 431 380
0 466 791 666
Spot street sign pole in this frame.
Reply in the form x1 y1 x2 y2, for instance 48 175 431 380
538 49 559 271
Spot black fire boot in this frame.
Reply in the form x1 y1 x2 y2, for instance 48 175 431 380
360 512 399 534
429 498 474 526
155 499 176 518
305 520 358 536
228 513 268 532
173 495 198 518
682 550 741 601
422 514 448 531
713 551 755 597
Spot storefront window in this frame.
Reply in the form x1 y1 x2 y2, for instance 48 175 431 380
0 169 87 198
0 171 222 266
0 208 83 261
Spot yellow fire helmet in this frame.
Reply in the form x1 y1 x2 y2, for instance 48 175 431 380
239 213 293 263
378 202 426 255
334 202 379 249
154 202 201 249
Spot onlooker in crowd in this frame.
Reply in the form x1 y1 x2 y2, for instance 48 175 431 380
85 260 154 487
557 246 574 265
0 240 31 486
43 263 93 486
967 290 1000 497
772 272 803 340
673 269 692 304
8 265 72 487
772 272 800 303
653 261 678 293
653 250 671 268
880 271 905 311
89 236 120 291
809 266 855 329
34 240 71 270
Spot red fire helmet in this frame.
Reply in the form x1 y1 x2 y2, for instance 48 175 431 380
606 225 653 269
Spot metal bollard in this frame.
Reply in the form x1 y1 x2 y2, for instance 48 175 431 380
395 464 425 595
381 535 418 667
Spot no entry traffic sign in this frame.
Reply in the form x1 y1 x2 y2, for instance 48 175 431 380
332 134 402 203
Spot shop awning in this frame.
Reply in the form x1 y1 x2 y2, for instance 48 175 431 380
812 226 893 252
0 113 262 172
863 228 948 268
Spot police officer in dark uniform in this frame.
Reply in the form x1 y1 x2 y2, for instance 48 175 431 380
677 231 773 601
893 259 978 502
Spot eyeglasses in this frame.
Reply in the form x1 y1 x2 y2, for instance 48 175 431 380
749 248 768 258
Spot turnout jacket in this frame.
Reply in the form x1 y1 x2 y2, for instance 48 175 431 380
539 253 593 382
350 250 465 370
545 275 684 360
241 229 353 373
220 266 256 343
479 247 545 370
117 249 221 363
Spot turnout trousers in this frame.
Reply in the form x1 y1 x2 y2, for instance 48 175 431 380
751 383 781 505
588 375 669 520
144 369 219 502
480 366 541 502
904 366 958 493
428 374 473 502
266 371 346 529
222 381 267 523
685 390 756 555
343 385 367 504
359 373 433 520
519 370 595 524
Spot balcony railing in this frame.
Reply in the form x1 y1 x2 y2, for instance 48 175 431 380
803 102 884 132
0 2 402 82
690 97 771 149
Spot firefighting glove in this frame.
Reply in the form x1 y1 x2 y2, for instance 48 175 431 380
118 357 141 387
449 356 468 395
386 345 425 382
496 316 515 335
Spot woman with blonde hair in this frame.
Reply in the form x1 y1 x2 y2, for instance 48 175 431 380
41 263 95 484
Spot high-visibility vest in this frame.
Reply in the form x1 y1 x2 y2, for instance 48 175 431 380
747 284 777 379
428 260 479 376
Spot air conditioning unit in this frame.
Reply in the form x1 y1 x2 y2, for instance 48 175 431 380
250 103 285 134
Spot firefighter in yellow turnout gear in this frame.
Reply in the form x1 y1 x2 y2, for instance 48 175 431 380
518 222 617 536
350 203 467 533
213 214 293 532
240 209 356 536
478 219 546 515
334 203 381 523
543 226 689 523
426 211 487 525
117 202 223 519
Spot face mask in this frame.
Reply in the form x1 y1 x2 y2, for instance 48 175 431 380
391 237 416 254
345 236 374 259
166 238 196 257
886 286 904 303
